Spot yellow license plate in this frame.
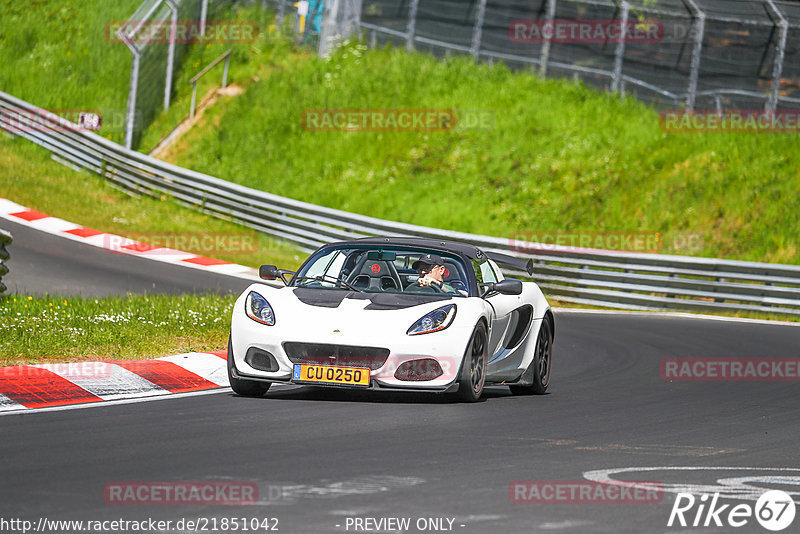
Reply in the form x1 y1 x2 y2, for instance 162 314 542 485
292 364 370 387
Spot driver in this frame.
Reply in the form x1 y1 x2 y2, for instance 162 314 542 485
411 254 466 296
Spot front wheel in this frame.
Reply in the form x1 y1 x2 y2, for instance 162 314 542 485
509 319 552 396
227 337 271 397
457 322 488 402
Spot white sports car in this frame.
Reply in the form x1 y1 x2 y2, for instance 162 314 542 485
228 237 553 402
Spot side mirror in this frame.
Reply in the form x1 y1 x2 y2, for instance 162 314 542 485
259 265 279 280
481 279 522 297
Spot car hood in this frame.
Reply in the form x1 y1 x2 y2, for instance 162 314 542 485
290 287 454 310
236 283 487 346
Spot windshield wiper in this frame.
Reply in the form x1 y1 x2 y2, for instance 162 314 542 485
293 275 364 292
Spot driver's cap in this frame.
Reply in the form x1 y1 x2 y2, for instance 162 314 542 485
412 253 445 270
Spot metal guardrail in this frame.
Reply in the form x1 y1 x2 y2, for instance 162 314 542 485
0 229 11 295
2 89 800 315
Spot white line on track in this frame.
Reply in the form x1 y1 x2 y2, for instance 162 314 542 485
0 383 301 417
0 387 230 417
552 307 800 327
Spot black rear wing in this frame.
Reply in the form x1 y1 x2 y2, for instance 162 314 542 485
485 251 534 276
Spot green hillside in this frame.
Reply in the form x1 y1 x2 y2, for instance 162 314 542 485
159 41 800 264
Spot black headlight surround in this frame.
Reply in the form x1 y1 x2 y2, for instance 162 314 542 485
245 291 276 326
407 304 456 336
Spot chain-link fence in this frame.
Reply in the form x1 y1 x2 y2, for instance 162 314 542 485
354 0 800 111
118 0 238 149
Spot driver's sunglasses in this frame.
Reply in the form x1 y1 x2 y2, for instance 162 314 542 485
419 265 438 273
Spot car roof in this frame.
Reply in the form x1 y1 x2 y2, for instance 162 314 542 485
324 236 487 261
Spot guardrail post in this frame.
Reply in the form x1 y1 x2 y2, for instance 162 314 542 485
764 0 788 111
164 0 178 111
470 0 487 60
683 0 705 110
406 0 419 52
611 0 629 93
540 0 557 76
0 229 11 295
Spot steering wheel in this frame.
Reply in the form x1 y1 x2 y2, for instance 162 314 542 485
408 278 445 293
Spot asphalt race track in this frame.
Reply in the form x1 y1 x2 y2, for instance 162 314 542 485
2 224 799 533
0 218 248 296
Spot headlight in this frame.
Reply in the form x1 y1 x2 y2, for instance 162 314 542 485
407 304 456 336
245 291 275 326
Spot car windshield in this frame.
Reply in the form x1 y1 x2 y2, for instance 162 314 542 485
292 246 471 297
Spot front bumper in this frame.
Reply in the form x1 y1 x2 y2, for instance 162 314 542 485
230 317 473 390
229 363 461 393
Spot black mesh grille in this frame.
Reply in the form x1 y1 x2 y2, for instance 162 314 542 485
245 348 279 372
283 342 390 370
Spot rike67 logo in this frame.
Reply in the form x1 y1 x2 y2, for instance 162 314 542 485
668 490 796 531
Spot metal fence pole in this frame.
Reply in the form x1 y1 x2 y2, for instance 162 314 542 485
190 82 198 118
683 0 705 110
540 0 557 76
164 0 178 111
277 0 286 24
764 0 788 111
200 0 209 37
318 0 340 57
406 0 419 52
122 39 141 151
470 0 487 60
611 0 629 93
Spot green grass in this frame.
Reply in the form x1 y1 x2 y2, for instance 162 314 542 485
161 40 800 265
0 135 303 270
0 0 279 148
0 293 236 365
137 6 302 153
0 135 305 363
0 0 144 144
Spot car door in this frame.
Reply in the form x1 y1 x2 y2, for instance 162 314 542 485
478 260 529 380
473 260 516 353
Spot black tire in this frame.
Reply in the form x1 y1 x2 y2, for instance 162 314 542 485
509 318 552 396
457 322 488 402
227 337 271 397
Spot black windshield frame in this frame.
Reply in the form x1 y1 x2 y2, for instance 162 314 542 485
292 245 478 296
